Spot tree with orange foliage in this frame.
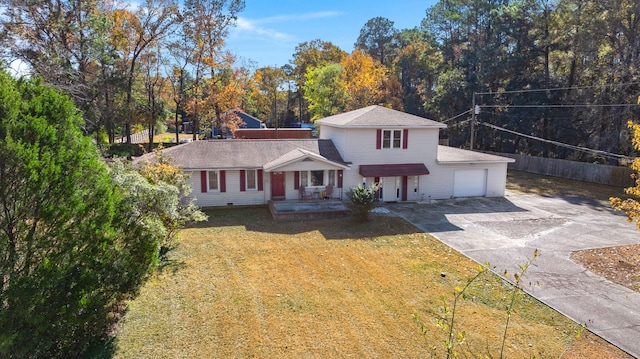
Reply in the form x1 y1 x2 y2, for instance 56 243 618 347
340 50 402 111
611 120 640 229
181 0 245 139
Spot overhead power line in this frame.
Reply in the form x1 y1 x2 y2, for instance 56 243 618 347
480 103 640 108
441 109 472 123
475 82 640 96
479 122 632 161
447 118 473 128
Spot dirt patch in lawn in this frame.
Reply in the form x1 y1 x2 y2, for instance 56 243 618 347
113 207 588 358
571 244 640 292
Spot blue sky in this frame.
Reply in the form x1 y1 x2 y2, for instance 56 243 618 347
226 0 439 69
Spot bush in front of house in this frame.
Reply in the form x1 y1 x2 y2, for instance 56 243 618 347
345 183 380 222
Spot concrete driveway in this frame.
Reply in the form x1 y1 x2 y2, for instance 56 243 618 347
385 191 640 358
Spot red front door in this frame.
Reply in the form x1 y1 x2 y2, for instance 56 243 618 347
271 172 285 198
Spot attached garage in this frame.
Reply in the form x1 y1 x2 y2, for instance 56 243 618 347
453 169 487 197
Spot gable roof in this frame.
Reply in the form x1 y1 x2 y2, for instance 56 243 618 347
315 105 446 129
234 110 264 128
134 139 346 170
436 146 516 164
263 148 349 171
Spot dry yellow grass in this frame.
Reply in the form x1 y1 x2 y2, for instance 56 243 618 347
506 170 627 201
113 208 581 358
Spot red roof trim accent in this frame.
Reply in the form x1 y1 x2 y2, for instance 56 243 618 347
359 164 429 177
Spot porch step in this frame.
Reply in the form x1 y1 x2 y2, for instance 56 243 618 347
268 200 350 221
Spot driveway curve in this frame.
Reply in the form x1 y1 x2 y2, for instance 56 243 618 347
386 191 640 358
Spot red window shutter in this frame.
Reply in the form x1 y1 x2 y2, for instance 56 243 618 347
220 170 226 192
376 129 382 149
294 171 300 189
200 171 207 193
337 170 343 188
240 170 246 192
403 129 408 149
257 170 264 191
402 176 408 201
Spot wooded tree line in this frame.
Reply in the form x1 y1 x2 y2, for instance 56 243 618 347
1 0 639 163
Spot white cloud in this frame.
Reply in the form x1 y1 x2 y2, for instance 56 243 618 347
254 11 342 25
235 17 293 42
232 11 342 44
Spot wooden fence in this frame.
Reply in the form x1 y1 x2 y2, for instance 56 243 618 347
492 153 635 188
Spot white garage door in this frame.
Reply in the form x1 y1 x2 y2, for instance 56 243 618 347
453 169 487 197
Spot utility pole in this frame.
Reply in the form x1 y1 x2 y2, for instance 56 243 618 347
470 92 477 150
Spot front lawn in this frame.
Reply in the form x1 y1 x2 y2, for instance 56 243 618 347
113 207 582 358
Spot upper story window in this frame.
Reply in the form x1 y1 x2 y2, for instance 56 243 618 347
383 130 402 149
377 129 408 150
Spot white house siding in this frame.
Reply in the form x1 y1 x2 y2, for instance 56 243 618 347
486 165 508 197
187 170 269 207
320 127 440 197
428 163 509 199
319 126 348 156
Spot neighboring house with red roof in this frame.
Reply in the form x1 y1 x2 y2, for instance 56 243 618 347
136 105 514 207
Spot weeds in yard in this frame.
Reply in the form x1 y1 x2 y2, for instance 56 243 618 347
415 250 541 358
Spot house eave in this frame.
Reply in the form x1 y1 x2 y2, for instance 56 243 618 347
317 123 447 129
437 159 516 165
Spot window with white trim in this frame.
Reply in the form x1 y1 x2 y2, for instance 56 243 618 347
246 169 257 190
382 130 402 149
298 170 337 187
310 170 324 186
208 171 219 191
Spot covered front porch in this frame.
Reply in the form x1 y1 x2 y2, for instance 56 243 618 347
359 163 429 202
263 147 350 202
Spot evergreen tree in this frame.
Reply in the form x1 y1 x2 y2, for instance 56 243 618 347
0 71 159 358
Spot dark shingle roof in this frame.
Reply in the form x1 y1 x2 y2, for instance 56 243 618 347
134 139 346 170
316 105 446 128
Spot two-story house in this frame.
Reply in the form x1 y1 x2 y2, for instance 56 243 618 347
137 105 514 207
317 105 514 201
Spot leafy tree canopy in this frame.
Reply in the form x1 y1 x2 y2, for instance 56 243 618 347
355 17 398 66
0 70 159 358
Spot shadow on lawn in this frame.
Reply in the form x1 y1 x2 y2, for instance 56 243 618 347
383 196 529 233
188 196 530 239
188 206 423 240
